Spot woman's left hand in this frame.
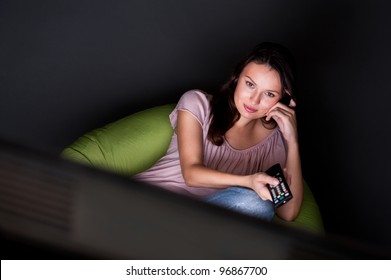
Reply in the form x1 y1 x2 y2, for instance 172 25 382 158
265 99 298 144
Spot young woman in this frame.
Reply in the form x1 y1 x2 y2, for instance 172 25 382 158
133 42 303 222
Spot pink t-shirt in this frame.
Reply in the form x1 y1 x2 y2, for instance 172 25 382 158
133 89 287 198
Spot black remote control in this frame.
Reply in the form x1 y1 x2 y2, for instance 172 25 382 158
265 163 293 208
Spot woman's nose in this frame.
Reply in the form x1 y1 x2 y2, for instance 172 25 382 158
250 93 261 105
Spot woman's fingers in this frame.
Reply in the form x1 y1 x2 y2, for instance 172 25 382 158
266 105 298 143
289 98 297 108
256 173 279 186
250 173 278 201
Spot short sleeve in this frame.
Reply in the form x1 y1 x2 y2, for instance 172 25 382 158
169 90 211 129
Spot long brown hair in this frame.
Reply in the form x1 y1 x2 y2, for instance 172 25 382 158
208 42 296 145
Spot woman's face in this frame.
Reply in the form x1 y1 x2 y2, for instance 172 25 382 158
234 62 283 121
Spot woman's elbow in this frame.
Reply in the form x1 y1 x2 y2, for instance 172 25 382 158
182 170 200 188
183 176 198 188
181 163 206 188
279 212 297 222
277 204 302 222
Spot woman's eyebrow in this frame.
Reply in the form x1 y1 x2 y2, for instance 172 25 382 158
245 75 257 85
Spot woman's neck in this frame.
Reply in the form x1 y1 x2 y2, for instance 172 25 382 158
225 119 273 150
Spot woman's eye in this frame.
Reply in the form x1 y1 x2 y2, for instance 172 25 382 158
266 92 275 98
245 81 254 88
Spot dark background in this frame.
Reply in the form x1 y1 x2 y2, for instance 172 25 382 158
1 0 391 254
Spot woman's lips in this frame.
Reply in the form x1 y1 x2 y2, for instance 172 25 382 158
244 104 257 113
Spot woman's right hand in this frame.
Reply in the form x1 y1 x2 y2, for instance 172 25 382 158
248 173 279 201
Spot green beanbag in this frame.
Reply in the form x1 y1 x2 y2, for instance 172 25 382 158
61 104 175 176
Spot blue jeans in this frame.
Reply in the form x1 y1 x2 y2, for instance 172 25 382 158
205 186 276 221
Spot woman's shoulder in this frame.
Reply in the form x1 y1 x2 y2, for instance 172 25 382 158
179 89 211 103
169 89 212 128
176 89 212 112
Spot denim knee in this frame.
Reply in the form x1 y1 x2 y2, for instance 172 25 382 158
205 187 276 221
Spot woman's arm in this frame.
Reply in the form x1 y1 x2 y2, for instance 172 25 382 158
266 102 304 221
277 142 303 221
177 110 279 194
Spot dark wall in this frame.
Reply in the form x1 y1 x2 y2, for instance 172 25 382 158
1 0 391 253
